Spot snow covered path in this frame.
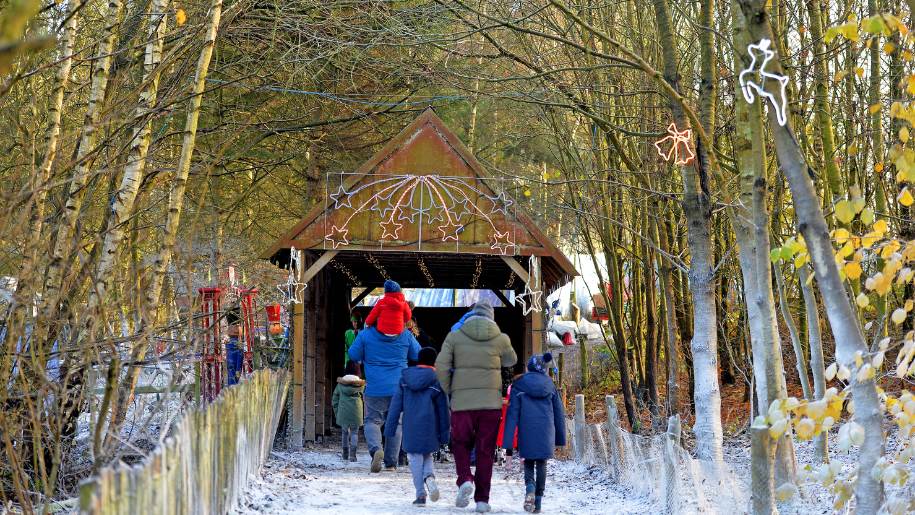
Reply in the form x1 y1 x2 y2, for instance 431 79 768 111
235 447 647 514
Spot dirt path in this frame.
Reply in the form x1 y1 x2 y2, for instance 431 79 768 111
235 447 647 514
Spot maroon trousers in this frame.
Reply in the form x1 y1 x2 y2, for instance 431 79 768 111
451 409 502 503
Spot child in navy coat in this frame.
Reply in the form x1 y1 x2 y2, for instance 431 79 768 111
385 347 451 506
502 353 566 513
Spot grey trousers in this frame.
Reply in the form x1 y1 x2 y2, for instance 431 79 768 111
408 452 434 497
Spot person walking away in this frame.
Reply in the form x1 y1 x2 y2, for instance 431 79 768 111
384 347 450 506
436 300 517 513
344 314 362 375
501 353 566 513
365 280 411 335
348 314 421 473
331 361 365 462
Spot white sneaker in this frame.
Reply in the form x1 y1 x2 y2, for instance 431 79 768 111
475 501 491 513
456 481 474 508
424 475 440 502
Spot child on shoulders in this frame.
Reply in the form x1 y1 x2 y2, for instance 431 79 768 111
365 280 412 336
502 353 566 513
384 347 450 506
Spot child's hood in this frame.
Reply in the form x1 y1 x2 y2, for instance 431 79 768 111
515 372 555 399
400 366 439 391
383 291 406 303
337 374 365 387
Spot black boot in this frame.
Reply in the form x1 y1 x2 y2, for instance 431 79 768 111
342 447 349 461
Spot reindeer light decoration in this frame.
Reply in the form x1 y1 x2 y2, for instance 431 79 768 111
739 39 789 127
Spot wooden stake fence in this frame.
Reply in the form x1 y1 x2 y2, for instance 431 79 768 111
79 369 289 514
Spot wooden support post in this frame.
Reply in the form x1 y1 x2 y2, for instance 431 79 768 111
574 393 586 463
663 414 682 514
290 299 305 450
578 334 590 389
750 425 777 515
530 256 543 355
314 271 326 440
605 395 623 480
305 275 317 443
350 286 374 308
301 250 338 284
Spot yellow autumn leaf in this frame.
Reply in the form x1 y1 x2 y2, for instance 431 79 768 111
796 418 816 440
903 127 911 143
834 228 851 243
835 199 856 224
794 252 809 268
176 8 187 26
838 241 855 259
868 103 882 114
904 50 914 62
523 189 532 197
875 161 885 173
848 143 859 155
860 207 875 226
893 308 908 324
885 42 897 54
900 188 914 207
845 261 863 280
874 219 889 234
855 66 865 78
834 70 849 82
856 292 870 308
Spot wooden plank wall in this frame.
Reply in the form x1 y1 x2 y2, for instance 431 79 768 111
79 369 290 515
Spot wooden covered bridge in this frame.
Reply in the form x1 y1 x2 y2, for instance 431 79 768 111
262 108 576 448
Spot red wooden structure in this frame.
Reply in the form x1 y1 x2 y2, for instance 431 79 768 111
198 287 224 402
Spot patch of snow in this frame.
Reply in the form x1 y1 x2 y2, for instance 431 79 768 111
235 447 649 514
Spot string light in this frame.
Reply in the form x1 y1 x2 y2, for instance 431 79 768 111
739 38 789 126
331 260 361 286
323 173 515 253
654 123 695 166
470 257 483 290
365 253 389 280
418 257 434 288
505 271 516 290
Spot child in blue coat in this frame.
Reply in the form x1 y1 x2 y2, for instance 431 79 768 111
502 353 566 513
385 347 451 506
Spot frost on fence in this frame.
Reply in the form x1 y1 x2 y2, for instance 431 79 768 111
569 396 748 514
78 369 290 514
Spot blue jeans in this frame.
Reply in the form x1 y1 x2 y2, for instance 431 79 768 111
364 395 402 467
408 453 434 497
226 339 243 385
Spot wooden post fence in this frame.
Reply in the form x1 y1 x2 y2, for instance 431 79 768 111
79 369 289 514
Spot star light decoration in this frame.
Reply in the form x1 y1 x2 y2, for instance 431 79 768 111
514 256 544 316
738 38 789 127
277 247 306 304
654 123 695 166
324 173 517 254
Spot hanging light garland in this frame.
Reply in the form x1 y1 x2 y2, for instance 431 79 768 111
324 173 517 254
470 257 483 290
331 260 361 286
418 257 434 288
365 253 389 280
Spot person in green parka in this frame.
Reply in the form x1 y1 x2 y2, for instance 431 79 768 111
332 361 365 462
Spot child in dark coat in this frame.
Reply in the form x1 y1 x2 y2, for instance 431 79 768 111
365 280 412 336
332 361 365 462
502 353 566 513
385 347 451 506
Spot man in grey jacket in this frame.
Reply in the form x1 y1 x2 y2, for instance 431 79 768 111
436 300 517 513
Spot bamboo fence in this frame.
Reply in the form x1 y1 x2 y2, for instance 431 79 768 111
79 369 289 514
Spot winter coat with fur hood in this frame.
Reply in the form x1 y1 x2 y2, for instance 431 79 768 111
332 375 365 428
384 366 450 454
436 315 517 411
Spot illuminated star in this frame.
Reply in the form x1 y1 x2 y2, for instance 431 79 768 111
437 219 463 242
325 225 350 249
330 185 353 209
489 192 514 215
491 230 513 255
379 219 404 240
654 123 695 166
277 274 306 304
515 282 543 316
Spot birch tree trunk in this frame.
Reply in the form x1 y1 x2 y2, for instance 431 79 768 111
654 212 680 416
108 0 224 435
805 0 843 203
800 264 829 462
737 2 885 511
87 0 169 315
652 0 723 462
42 0 124 326
89 0 169 462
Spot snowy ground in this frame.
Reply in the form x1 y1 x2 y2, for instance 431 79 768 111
235 446 649 514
